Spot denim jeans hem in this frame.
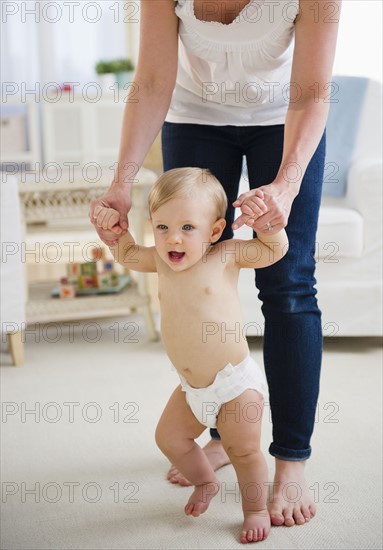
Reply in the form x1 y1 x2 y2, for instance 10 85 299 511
269 443 311 461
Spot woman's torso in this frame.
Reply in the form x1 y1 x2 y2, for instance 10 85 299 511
166 0 300 126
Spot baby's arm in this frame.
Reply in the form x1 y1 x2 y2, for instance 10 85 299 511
220 229 289 270
99 207 157 273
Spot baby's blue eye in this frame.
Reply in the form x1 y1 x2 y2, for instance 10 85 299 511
157 224 167 230
182 224 193 231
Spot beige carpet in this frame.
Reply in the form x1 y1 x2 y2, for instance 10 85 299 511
1 317 382 550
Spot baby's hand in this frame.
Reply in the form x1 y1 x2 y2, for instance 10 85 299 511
93 206 123 233
232 189 268 228
92 206 124 245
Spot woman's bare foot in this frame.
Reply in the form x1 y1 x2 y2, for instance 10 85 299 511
240 509 271 544
268 459 316 526
167 442 316 527
184 480 220 517
167 439 230 486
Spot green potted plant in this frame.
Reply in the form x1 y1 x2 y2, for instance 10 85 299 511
95 60 115 92
113 58 135 89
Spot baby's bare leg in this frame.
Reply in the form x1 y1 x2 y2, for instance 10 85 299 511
217 389 270 544
155 385 220 517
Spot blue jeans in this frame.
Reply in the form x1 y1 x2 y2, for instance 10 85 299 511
161 122 326 461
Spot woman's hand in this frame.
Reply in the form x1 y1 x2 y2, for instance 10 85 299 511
89 186 132 246
232 181 297 234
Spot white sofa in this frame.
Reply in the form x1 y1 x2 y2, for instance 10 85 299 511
238 78 382 337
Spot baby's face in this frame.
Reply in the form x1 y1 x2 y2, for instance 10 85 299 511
151 195 224 272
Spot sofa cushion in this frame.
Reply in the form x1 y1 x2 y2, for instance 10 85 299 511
324 76 369 197
235 205 363 260
316 206 363 259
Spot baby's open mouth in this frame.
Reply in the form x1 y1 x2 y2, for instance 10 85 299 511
168 251 185 263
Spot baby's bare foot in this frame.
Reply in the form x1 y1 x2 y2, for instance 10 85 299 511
268 459 316 526
167 440 230 486
240 509 271 544
184 480 220 517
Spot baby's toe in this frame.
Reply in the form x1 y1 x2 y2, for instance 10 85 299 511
283 510 294 526
184 503 194 516
248 530 257 542
293 508 305 525
258 528 266 541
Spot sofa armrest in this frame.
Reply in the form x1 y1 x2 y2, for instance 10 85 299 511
346 158 382 254
346 159 382 213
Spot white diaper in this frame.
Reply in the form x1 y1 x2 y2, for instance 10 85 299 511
178 355 268 429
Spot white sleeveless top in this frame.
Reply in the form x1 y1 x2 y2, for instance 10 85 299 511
165 0 299 126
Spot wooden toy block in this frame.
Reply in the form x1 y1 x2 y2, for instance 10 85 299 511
104 261 115 272
68 277 80 289
79 275 96 289
90 246 105 262
59 277 76 299
60 285 76 299
80 262 98 277
96 273 111 288
109 273 119 287
66 263 81 278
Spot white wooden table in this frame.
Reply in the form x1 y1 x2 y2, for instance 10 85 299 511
18 167 159 341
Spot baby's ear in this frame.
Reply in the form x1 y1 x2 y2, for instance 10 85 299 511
211 218 226 243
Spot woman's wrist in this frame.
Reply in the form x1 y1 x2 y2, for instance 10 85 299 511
109 177 134 196
110 160 141 191
272 176 301 199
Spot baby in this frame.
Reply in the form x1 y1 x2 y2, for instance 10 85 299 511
93 167 289 543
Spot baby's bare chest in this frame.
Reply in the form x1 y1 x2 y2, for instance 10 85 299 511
158 259 236 310
158 270 223 308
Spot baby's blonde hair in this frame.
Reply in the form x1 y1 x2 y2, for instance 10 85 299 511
148 167 227 220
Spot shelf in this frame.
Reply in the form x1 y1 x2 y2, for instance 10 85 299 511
27 280 149 324
1 152 36 163
18 167 159 340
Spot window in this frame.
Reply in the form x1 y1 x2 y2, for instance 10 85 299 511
1 1 138 91
333 0 382 82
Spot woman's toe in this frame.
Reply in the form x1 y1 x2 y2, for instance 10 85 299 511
283 511 295 526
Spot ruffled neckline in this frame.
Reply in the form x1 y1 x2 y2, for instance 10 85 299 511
189 0 266 27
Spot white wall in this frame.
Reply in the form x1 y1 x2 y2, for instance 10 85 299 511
333 0 382 82
1 0 132 89
1 1 382 91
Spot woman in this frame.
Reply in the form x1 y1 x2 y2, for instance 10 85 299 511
90 0 341 527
